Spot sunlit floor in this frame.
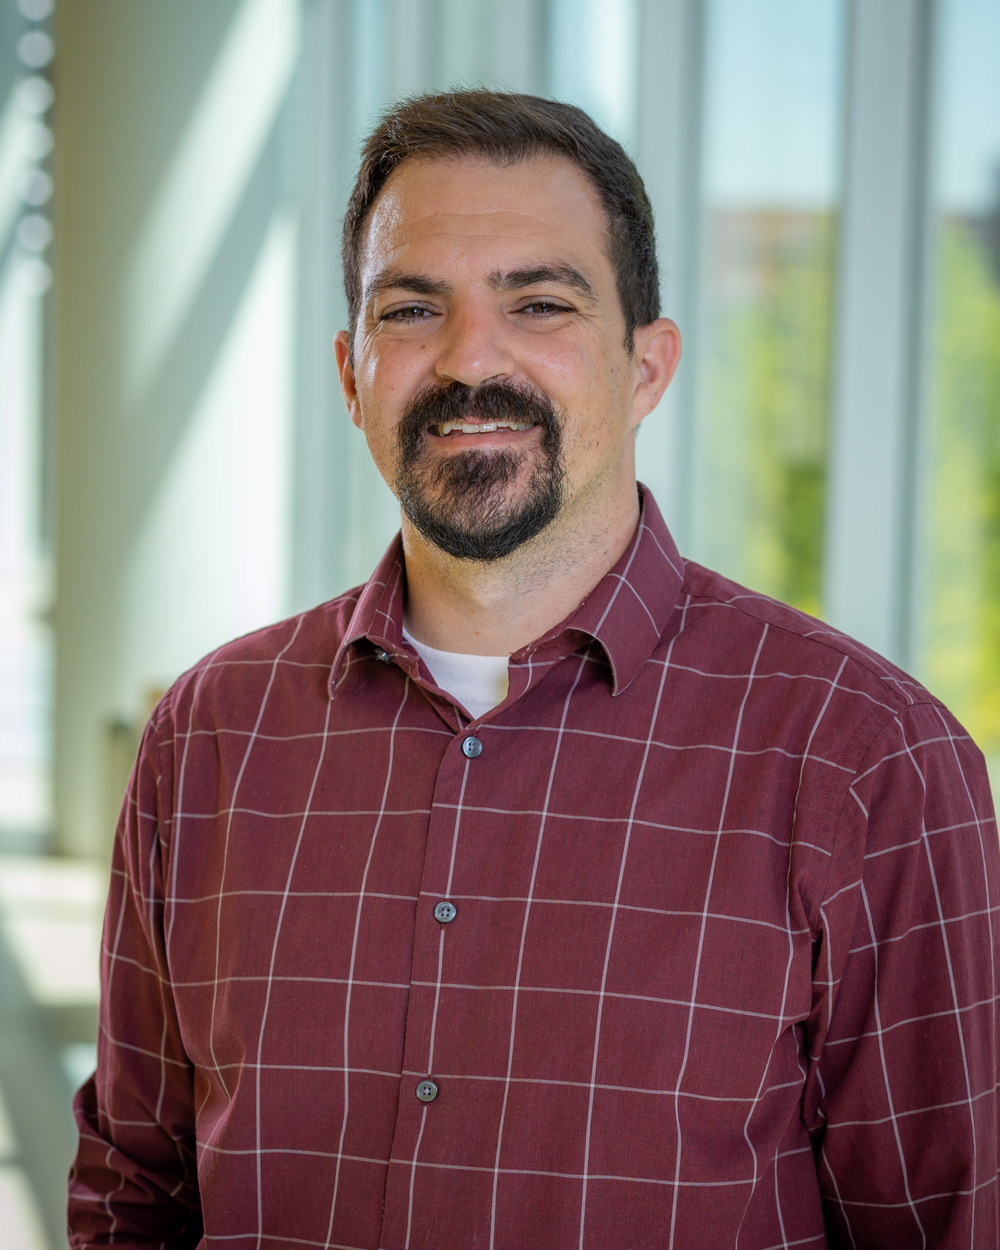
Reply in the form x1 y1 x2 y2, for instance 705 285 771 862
0 854 106 1250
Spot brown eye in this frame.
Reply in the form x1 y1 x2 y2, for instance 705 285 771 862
521 301 568 316
382 306 434 321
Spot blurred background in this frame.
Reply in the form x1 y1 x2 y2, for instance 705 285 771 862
0 0 997 1242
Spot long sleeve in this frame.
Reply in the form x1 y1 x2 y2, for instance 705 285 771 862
68 703 202 1247
807 700 1000 1247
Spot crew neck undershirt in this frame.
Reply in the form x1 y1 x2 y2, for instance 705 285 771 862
402 627 509 720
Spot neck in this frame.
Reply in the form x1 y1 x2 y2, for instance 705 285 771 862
402 474 641 655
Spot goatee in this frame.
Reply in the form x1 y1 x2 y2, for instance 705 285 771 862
395 379 565 562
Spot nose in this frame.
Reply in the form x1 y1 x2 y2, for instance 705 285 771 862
433 305 515 389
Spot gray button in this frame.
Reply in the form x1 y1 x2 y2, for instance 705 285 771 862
415 1079 438 1103
434 901 457 924
461 735 483 759
375 648 391 663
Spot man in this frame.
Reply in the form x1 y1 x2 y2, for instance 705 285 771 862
69 91 998 1248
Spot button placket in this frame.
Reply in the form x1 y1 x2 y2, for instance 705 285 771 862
385 713 482 1224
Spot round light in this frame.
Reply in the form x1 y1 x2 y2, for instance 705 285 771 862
18 0 55 18
19 169 53 206
18 76 53 115
19 258 52 297
17 215 52 252
23 123 53 161
17 30 54 69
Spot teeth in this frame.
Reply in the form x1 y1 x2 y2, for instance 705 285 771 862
433 420 534 436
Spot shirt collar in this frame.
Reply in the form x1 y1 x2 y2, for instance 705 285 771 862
329 483 685 699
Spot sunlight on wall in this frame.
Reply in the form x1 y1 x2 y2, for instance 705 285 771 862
0 856 104 1006
0 1162 47 1250
121 213 296 705
124 0 299 403
0 851 104 1249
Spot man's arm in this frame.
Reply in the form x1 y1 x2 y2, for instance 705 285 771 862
68 705 202 1247
806 699 999 1247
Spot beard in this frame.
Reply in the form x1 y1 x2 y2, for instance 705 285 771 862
394 379 565 562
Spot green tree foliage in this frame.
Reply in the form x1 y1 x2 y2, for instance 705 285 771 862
693 210 1000 775
697 210 834 618
924 221 1000 763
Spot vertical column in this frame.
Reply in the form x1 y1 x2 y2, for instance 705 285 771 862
822 0 935 662
633 0 705 550
0 0 56 849
291 0 355 610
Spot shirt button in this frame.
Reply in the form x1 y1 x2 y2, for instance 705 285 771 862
434 901 457 924
375 648 391 663
415 1079 438 1103
461 735 483 758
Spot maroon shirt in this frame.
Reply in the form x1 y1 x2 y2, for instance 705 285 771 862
69 487 999 1248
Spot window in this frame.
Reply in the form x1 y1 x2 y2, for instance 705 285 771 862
690 0 846 615
920 0 1000 782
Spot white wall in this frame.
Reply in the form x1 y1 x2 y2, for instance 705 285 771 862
53 0 301 856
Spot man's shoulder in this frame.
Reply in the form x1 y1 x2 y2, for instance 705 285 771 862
680 559 936 717
153 584 367 726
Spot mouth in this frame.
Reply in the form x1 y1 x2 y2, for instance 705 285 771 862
431 419 537 437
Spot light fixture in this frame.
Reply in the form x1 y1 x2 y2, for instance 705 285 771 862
19 258 53 297
19 169 53 207
17 215 53 253
17 0 55 19
18 76 54 115
17 30 54 70
23 122 54 161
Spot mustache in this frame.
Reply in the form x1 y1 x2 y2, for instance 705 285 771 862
397 379 559 457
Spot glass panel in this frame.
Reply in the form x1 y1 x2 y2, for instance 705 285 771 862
691 0 845 614
920 0 1000 779
548 0 639 151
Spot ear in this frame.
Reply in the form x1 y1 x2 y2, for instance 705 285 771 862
334 331 363 430
628 318 682 430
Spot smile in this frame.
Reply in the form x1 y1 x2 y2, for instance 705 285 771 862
432 420 536 436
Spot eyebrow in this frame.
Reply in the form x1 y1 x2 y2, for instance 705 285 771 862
364 270 454 304
363 262 598 308
486 264 597 301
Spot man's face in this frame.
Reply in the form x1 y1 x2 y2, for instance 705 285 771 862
337 154 671 562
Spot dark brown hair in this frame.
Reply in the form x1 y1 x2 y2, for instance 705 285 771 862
342 90 660 353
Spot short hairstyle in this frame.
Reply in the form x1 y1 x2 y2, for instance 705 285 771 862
342 89 660 354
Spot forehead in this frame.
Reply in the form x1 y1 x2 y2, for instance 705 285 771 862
360 154 611 278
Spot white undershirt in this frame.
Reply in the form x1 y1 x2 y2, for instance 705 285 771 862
402 627 509 720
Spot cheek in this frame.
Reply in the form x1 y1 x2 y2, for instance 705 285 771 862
532 339 602 390
352 395 398 471
535 335 622 404
353 350 420 458
539 347 626 446
356 337 430 405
